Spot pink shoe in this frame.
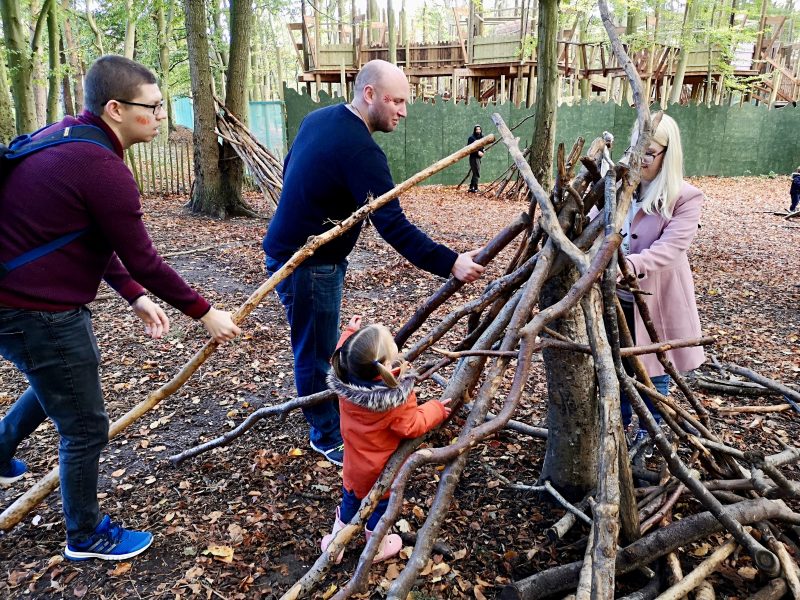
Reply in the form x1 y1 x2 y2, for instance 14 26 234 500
365 527 402 563
320 507 346 564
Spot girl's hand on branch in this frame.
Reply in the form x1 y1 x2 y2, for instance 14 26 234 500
131 295 170 339
440 397 452 417
200 307 241 343
347 315 363 331
452 249 485 283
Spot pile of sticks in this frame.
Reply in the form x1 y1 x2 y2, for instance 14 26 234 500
165 11 800 599
213 94 283 213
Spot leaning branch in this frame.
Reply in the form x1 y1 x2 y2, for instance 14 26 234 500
0 135 495 532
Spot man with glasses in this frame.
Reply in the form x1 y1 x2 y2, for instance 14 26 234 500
0 55 240 560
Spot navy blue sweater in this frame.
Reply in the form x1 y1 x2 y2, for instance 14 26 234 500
263 104 457 278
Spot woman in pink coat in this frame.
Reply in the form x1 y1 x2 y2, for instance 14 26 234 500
617 112 705 442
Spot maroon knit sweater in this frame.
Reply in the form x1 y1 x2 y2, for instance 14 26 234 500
0 111 210 318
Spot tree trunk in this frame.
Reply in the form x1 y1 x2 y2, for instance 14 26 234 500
668 0 700 104
527 0 560 190
539 266 599 498
156 0 176 132
84 1 104 54
0 47 17 142
578 12 590 101
123 0 136 59
388 0 396 64
46 0 59 122
61 0 84 112
0 0 47 133
59 29 75 116
218 0 253 209
185 0 254 219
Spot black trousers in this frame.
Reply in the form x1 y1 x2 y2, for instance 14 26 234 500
469 155 481 191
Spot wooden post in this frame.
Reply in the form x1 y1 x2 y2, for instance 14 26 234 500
501 74 506 104
149 140 156 194
168 141 175 195
340 59 347 100
528 64 535 106
768 69 782 108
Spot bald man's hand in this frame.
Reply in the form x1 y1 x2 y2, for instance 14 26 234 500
451 249 485 283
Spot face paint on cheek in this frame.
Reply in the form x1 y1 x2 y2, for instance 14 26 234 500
382 94 392 104
135 115 150 126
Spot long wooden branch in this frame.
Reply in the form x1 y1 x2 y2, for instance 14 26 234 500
394 211 531 349
0 135 494 532
722 363 800 405
168 390 335 465
617 255 710 426
385 273 538 600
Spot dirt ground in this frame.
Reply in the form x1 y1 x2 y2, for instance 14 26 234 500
0 177 798 599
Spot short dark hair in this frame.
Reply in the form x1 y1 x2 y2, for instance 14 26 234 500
354 60 387 97
84 55 158 116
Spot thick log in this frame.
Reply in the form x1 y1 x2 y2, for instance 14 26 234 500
501 499 800 600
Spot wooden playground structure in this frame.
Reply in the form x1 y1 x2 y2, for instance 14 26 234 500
288 4 800 107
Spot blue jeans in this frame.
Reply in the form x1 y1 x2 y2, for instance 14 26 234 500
0 307 108 544
340 486 390 531
621 374 670 427
266 256 346 450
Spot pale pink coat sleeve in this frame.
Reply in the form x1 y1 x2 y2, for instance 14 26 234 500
625 186 703 281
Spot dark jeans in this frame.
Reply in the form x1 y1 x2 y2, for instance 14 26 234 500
791 188 799 211
0 306 108 544
619 298 669 427
266 256 346 450
340 486 390 531
469 155 481 191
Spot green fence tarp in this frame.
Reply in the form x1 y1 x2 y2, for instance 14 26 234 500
284 85 800 181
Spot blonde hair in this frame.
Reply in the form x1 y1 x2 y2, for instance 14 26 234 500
331 324 400 388
630 113 685 218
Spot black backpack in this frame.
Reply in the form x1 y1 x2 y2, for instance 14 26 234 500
0 124 115 281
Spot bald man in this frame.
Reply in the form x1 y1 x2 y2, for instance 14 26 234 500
263 60 484 465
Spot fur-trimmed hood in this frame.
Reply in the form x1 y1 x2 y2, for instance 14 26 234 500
327 371 415 412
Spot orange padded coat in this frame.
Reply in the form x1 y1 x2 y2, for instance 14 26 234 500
328 326 449 499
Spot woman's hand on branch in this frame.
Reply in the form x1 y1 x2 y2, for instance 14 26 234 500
451 249 485 283
200 307 241 343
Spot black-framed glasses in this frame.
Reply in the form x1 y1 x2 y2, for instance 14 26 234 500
116 99 165 115
625 146 666 165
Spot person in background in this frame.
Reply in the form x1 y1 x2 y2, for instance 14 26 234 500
263 60 484 467
789 166 800 213
0 55 240 561
467 125 485 193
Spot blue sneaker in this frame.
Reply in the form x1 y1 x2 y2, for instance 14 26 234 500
0 458 28 486
309 441 344 466
65 516 153 561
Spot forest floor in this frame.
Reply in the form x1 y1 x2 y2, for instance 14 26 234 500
0 177 798 600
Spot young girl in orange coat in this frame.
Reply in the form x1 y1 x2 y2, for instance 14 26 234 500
320 315 451 562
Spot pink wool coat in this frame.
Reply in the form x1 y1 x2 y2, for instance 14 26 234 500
622 181 705 376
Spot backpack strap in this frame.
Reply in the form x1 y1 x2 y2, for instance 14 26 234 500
0 228 89 280
5 124 115 159
0 123 115 281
